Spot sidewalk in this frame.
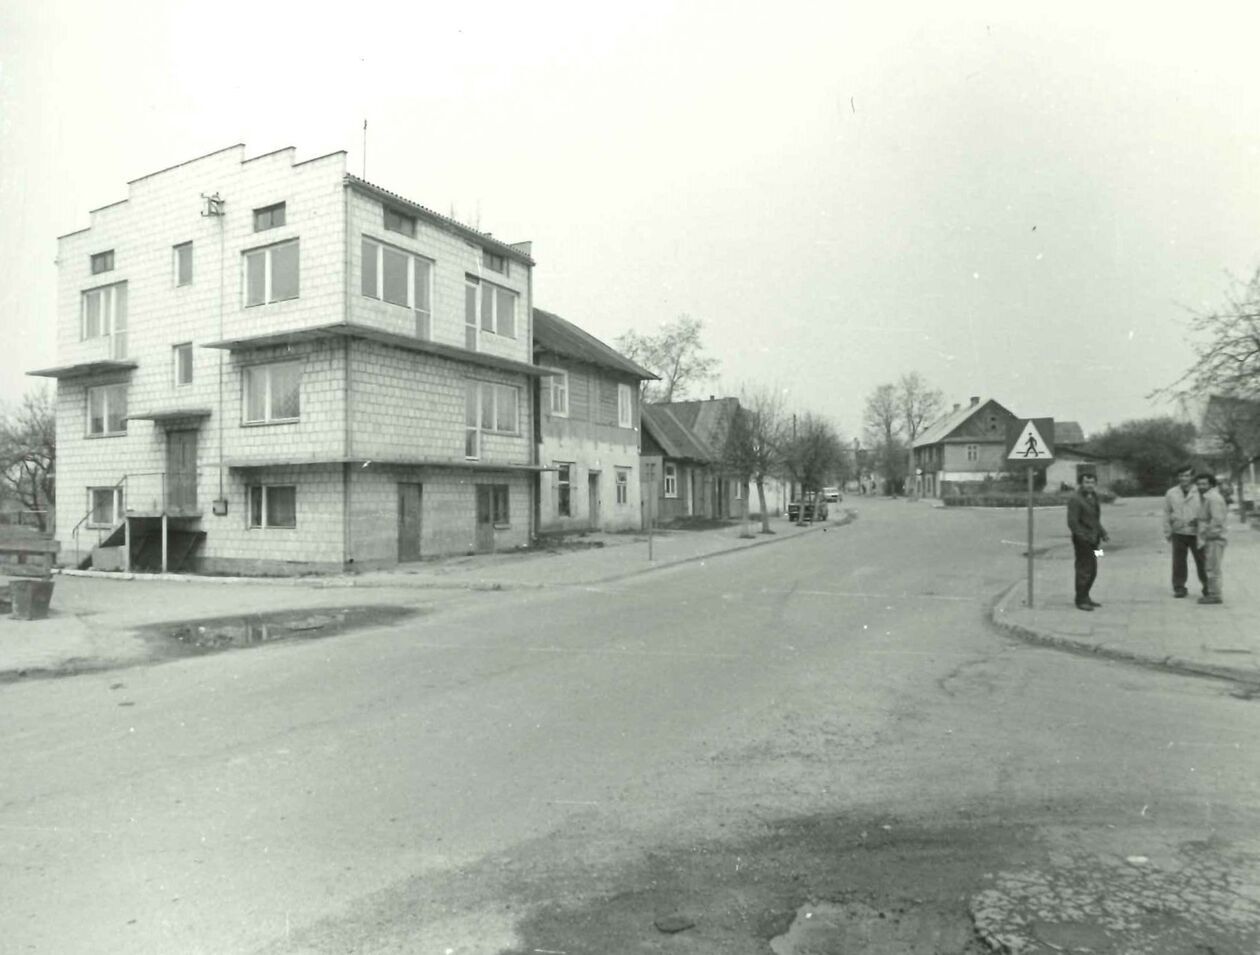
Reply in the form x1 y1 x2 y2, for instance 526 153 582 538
0 515 837 680
993 514 1260 688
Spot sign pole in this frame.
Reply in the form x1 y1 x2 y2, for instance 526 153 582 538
1026 465 1034 608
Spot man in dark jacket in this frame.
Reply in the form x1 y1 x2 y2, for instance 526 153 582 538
1067 472 1109 610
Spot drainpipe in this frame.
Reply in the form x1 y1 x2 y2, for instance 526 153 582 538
342 182 353 568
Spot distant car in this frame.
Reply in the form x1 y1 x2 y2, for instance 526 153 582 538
822 486 841 503
787 493 829 523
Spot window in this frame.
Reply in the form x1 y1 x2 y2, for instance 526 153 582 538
482 249 507 274
361 238 432 336
384 207 416 237
557 463 572 517
664 462 678 498
474 278 517 338
244 362 301 423
987 415 998 433
617 383 633 428
615 468 629 505
734 481 742 501
491 484 510 525
550 370 569 416
253 202 286 232
90 250 114 274
464 381 519 458
248 485 296 528
87 383 127 436
81 283 128 357
966 443 979 462
87 487 123 527
244 240 299 306
173 343 193 387
174 242 193 286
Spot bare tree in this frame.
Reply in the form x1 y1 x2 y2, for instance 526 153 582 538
0 386 56 530
863 383 905 493
719 388 786 533
1156 266 1260 402
898 372 944 498
617 314 720 403
781 413 843 522
1198 396 1260 514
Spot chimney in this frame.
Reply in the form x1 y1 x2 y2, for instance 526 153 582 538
970 396 980 406
709 395 715 400
953 403 960 412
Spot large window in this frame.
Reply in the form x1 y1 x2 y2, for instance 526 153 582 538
550 371 569 416
244 240 300 306
464 381 519 458
468 276 516 338
244 362 301 423
361 238 432 337
81 283 128 358
87 383 127 436
253 202 286 232
174 242 193 286
90 250 114 274
248 485 296 528
616 468 629 505
664 462 678 498
173 343 193 386
87 487 123 527
618 383 633 428
557 463 572 517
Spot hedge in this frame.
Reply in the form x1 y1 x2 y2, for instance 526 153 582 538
942 489 1116 508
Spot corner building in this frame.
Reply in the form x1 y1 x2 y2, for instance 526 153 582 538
36 145 547 574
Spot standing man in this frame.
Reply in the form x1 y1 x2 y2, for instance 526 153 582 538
1195 473 1228 605
1163 464 1206 598
1067 472 1109 611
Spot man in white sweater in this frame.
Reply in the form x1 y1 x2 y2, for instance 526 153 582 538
1163 465 1206 598
1194 473 1228 605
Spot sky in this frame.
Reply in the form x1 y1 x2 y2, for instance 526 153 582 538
3 0 1259 440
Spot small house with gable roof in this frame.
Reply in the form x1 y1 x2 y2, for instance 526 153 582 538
912 396 1019 498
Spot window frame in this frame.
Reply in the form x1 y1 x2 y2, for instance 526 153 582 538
557 463 573 517
966 443 979 462
86 383 128 437
243 361 302 425
86 486 124 528
615 468 629 505
243 239 300 307
475 279 517 339
253 202 286 232
550 370 569 417
464 381 520 458
80 282 128 357
173 241 193 286
482 249 508 275
617 383 633 429
383 207 416 238
361 236 433 335
491 484 510 526
663 462 678 498
173 342 194 387
247 484 297 529
90 250 114 274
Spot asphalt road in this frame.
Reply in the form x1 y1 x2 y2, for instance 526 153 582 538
2 499 1258 954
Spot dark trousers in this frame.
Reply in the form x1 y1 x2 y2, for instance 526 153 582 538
1072 536 1097 604
1170 533 1207 594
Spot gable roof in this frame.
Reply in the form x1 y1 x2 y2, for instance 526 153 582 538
654 397 740 450
641 404 714 462
532 308 657 380
913 397 1016 448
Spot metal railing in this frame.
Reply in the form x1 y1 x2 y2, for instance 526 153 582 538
67 470 202 569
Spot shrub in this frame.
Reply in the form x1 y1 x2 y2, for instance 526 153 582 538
942 489 1115 508
1108 478 1143 498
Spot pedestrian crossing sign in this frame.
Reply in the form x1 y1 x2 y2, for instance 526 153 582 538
1005 418 1055 462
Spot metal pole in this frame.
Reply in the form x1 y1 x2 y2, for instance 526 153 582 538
1026 466 1034 608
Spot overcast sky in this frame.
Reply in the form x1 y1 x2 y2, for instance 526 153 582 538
3 1 1258 439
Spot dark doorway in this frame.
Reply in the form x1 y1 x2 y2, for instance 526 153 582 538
475 485 495 553
588 473 601 530
397 483 422 562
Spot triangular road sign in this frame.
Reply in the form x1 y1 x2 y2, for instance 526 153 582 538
1007 419 1054 461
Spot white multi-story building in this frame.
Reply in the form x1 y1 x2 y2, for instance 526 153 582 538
34 145 548 573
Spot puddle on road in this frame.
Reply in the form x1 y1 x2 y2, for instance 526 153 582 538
140 605 423 658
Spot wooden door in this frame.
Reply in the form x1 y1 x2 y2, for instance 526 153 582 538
588 473 600 530
397 483 422 562
475 485 495 553
166 430 197 512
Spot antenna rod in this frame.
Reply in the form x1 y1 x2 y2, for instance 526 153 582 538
362 119 368 178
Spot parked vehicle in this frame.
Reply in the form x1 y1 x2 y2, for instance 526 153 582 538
822 486 841 503
787 492 829 523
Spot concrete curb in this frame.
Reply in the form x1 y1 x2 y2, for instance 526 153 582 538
53 513 856 594
990 580 1260 690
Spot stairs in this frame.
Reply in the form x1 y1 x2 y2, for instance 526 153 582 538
82 518 206 572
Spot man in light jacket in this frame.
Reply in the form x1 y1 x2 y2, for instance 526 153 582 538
1163 465 1206 598
1194 472 1228 605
